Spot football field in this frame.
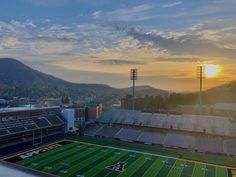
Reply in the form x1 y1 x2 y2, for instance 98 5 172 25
5 140 232 177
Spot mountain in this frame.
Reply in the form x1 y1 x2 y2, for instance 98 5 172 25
0 58 167 99
121 85 168 96
0 58 68 86
204 81 236 104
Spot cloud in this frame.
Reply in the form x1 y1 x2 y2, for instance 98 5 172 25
126 28 236 60
97 59 146 65
92 11 102 19
189 23 204 31
156 56 210 63
106 3 156 22
159 1 183 8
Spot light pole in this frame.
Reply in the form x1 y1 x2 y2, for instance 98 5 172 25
196 65 205 115
130 69 138 111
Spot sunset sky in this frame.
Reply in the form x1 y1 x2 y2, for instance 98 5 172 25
0 0 236 92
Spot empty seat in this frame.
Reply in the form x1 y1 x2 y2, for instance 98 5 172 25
137 132 166 145
46 115 63 125
114 128 141 141
95 126 120 138
32 117 50 128
225 139 236 155
164 133 194 149
84 125 102 136
8 126 26 133
0 129 9 136
194 136 224 154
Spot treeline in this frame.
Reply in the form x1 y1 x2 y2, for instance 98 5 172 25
124 87 236 112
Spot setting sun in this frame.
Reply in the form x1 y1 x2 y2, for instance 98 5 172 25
204 64 222 78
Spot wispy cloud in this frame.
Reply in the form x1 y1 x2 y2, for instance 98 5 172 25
92 10 102 19
97 59 146 65
159 1 183 8
126 28 236 60
156 56 210 63
106 3 156 22
189 23 204 31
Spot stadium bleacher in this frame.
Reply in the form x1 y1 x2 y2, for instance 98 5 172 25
114 128 141 141
0 129 9 136
0 114 66 152
137 131 166 145
84 125 102 136
98 109 236 137
164 133 194 149
32 117 51 128
45 115 64 125
95 126 120 138
194 136 224 154
95 109 236 156
225 139 236 155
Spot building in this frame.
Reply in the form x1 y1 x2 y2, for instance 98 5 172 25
0 106 67 153
86 103 103 121
62 104 103 128
0 106 60 120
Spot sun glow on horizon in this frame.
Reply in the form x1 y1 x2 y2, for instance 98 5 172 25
204 64 222 78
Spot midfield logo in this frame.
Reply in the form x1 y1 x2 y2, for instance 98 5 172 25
106 162 126 172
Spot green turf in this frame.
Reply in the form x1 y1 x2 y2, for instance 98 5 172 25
14 140 230 177
68 136 236 168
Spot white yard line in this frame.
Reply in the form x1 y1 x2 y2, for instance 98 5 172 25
103 145 178 160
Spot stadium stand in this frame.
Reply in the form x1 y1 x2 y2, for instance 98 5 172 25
164 133 195 149
0 114 66 157
137 131 166 145
20 119 38 130
95 109 236 155
45 115 64 125
0 160 58 177
98 109 236 137
225 139 236 155
0 129 9 136
32 117 51 128
84 125 102 136
194 136 224 154
114 128 141 142
95 126 120 138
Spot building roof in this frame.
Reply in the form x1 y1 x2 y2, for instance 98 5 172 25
0 160 58 177
0 106 60 113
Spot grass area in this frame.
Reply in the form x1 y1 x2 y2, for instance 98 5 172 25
14 140 229 177
67 136 236 168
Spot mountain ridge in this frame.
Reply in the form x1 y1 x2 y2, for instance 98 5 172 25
0 58 168 99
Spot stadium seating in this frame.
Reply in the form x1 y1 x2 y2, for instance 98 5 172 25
98 109 236 137
2 120 26 134
45 115 64 125
114 128 141 141
164 133 194 149
32 117 51 128
0 114 67 151
137 131 166 145
96 109 236 155
84 125 102 136
194 136 224 154
0 129 9 136
20 119 38 130
225 139 236 155
95 126 120 138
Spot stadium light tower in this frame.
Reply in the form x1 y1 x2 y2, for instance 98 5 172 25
196 65 205 115
131 69 138 111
